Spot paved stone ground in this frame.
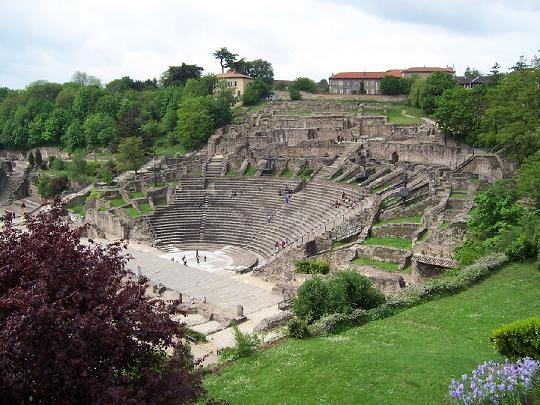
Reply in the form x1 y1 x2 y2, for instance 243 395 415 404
122 242 282 315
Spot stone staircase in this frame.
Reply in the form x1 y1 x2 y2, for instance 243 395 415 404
205 155 224 188
312 143 359 182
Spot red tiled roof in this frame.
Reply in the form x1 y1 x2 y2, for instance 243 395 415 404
330 69 402 79
216 69 254 80
403 66 455 73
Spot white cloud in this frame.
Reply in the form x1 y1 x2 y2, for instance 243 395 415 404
0 0 538 88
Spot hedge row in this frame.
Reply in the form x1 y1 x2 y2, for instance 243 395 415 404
308 254 508 336
491 315 540 360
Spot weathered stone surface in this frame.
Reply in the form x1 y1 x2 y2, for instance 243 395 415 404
253 310 293 332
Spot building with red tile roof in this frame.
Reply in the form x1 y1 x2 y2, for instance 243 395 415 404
328 66 455 95
216 69 254 98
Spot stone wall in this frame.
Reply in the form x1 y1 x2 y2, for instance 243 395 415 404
371 223 418 238
355 245 407 263
85 209 128 239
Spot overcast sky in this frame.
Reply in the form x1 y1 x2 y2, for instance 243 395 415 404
1 0 539 89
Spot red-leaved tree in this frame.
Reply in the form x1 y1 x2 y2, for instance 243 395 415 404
0 200 204 404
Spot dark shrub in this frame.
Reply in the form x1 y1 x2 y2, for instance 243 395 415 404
326 271 385 314
293 278 329 323
289 88 301 101
49 157 65 171
287 317 310 339
491 316 540 360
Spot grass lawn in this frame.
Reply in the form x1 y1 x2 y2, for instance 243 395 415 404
244 166 257 176
280 169 294 178
226 168 239 176
387 106 423 125
363 236 412 250
204 261 540 404
298 168 313 180
152 141 187 157
130 191 145 199
450 191 468 199
126 207 141 218
352 257 400 272
374 215 422 226
138 202 153 215
370 183 389 193
110 198 127 208
439 221 449 230
247 100 268 113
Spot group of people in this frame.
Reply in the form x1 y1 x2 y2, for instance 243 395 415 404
274 239 290 252
334 192 359 209
171 250 206 266
278 186 294 204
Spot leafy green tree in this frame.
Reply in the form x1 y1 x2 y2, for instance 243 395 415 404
95 94 120 118
62 120 85 151
420 72 457 114
380 76 402 95
317 79 329 93
358 81 366 95
434 86 487 141
105 76 136 93
72 86 105 119
289 88 301 101
213 47 238 73
101 164 113 185
477 68 540 162
517 152 540 209
326 271 385 314
183 75 218 98
67 152 88 182
293 278 328 323
117 136 145 174
232 59 274 84
43 108 73 144
292 77 318 93
83 113 117 149
34 149 43 166
55 83 80 109
511 55 529 72
241 79 272 105
28 151 35 166
464 67 481 78
25 81 63 102
71 71 102 87
175 97 214 149
160 63 203 87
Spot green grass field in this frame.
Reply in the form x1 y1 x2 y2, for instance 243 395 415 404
280 169 294 178
130 191 145 199
152 140 187 157
204 261 540 404
352 257 400 272
374 215 422 226
226 168 239 176
110 198 127 208
244 166 257 176
126 207 141 218
363 236 412 250
450 191 468 199
138 202 153 215
68 203 85 217
387 106 424 125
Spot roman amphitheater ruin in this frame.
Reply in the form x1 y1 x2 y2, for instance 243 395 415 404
0 100 511 360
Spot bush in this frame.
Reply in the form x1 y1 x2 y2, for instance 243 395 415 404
294 259 330 275
308 254 508 335
49 157 65 171
291 77 318 93
36 175 69 198
289 88 301 101
85 188 103 203
293 278 329 323
293 271 385 324
491 316 540 360
326 271 385 315
86 160 101 177
219 324 260 361
287 317 310 339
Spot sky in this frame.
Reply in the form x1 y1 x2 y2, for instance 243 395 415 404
1 0 539 89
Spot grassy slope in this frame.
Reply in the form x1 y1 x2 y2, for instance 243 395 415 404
204 262 540 404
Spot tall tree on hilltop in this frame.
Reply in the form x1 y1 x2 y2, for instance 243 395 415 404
0 202 204 404
213 47 238 73
160 63 203 87
71 71 102 87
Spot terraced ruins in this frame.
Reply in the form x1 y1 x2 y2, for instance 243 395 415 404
1 100 509 356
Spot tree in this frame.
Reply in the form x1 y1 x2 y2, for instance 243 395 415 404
434 85 487 141
71 71 102 87
67 152 88 182
175 97 214 149
27 151 35 166
0 202 204 404
317 79 329 93
358 81 366 95
61 120 86 151
517 151 540 209
380 76 402 95
293 278 328 323
232 59 274 84
291 77 318 93
213 47 238 73
289 88 301 101
420 72 457 114
117 136 145 174
241 79 272 106
511 55 529 72
489 62 502 86
160 63 203 87
83 113 118 150
464 67 481 79
34 149 43 166
101 164 113 185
